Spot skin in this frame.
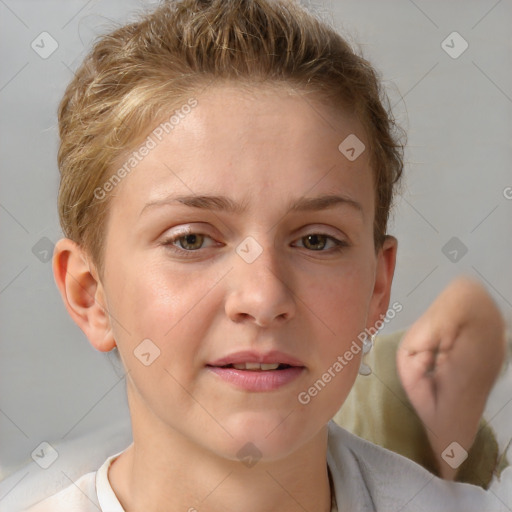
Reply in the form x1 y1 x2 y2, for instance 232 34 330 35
53 83 397 512
398 277 505 480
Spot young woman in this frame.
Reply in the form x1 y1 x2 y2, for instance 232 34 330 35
26 1 510 510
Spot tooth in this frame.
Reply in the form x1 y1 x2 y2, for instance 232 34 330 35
231 362 280 371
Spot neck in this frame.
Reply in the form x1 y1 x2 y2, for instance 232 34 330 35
108 390 333 512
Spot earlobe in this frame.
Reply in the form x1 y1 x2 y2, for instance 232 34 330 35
53 238 116 352
368 235 398 328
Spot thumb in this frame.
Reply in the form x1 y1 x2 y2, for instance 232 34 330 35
397 344 437 404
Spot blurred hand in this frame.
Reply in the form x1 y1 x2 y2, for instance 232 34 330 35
397 277 505 479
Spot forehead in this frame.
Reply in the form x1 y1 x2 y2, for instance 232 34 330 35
107 83 373 219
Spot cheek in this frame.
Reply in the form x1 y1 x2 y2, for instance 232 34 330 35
112 267 180 337
298 258 375 339
110 260 222 363
108 262 214 407
295 268 371 422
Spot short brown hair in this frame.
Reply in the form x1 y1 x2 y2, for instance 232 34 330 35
57 0 404 277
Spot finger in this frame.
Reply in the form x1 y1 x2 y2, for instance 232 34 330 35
397 348 437 386
397 350 439 423
400 321 460 357
399 325 440 355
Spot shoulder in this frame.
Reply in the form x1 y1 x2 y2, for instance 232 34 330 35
23 471 98 512
22 450 124 512
326 421 504 512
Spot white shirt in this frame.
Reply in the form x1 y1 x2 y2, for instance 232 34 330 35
21 421 512 512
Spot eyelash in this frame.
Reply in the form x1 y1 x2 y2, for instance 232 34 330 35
161 231 348 257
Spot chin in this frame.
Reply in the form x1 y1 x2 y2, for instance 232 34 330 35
219 410 322 462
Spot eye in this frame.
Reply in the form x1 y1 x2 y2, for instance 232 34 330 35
294 233 347 252
162 231 217 252
174 233 205 250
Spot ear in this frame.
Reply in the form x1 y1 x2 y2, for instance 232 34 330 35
52 238 116 352
367 235 398 329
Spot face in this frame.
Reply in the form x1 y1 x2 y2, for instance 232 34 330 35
94 84 395 461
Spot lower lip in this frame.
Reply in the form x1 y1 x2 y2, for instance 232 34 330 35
207 366 305 391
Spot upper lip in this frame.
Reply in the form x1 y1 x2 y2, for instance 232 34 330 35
207 350 305 367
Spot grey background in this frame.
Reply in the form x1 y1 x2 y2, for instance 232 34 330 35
1 0 511 490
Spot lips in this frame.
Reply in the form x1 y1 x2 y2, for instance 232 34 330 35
206 350 305 392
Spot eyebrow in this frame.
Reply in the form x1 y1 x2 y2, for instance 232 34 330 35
140 193 363 218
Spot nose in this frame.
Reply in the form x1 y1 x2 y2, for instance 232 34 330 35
224 242 296 328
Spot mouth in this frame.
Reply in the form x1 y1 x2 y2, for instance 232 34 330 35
206 351 306 391
209 362 294 371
